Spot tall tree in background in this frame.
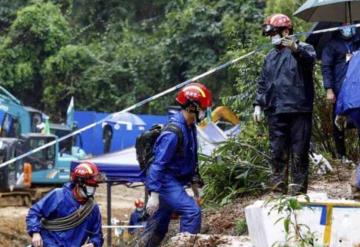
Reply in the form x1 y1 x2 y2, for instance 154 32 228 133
0 2 70 109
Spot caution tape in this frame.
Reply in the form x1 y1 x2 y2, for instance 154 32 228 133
1 23 360 169
102 225 145 229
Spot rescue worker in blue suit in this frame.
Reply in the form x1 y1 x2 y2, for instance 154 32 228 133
253 14 316 195
129 199 146 234
140 83 212 247
26 162 104 247
321 24 360 160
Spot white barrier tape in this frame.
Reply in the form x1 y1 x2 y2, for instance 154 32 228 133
102 225 144 229
0 48 262 169
293 23 360 37
1 23 360 169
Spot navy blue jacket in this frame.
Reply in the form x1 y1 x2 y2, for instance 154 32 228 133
322 35 360 95
26 183 103 247
128 209 146 234
146 111 198 192
255 42 316 114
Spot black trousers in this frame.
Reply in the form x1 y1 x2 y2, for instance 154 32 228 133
267 112 312 194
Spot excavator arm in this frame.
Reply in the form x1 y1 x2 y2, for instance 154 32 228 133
0 86 43 137
199 106 240 128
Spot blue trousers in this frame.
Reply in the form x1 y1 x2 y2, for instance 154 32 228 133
142 178 201 246
349 108 360 130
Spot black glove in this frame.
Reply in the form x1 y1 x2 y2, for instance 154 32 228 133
191 171 204 188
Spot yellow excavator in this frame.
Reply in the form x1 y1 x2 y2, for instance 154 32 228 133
199 106 240 129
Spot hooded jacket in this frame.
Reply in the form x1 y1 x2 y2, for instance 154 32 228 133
322 34 360 95
255 42 316 114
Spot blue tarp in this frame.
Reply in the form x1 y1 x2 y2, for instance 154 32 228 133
74 111 167 155
72 110 240 183
71 147 144 183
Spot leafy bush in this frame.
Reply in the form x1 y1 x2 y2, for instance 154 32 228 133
201 123 271 205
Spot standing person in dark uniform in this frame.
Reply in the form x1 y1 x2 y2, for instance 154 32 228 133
253 14 316 195
322 23 360 162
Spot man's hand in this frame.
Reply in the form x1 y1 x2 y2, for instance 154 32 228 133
326 89 336 104
32 233 43 247
281 37 298 52
335 115 347 130
146 192 159 216
253 105 263 123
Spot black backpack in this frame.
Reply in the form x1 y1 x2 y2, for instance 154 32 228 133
135 123 183 171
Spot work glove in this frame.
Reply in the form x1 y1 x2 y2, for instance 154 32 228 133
335 115 347 130
281 37 298 52
253 105 263 123
146 192 159 216
81 244 95 247
32 233 43 247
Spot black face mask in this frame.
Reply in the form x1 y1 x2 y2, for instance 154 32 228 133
80 184 96 198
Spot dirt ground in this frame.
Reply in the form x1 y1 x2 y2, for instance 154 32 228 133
0 163 354 246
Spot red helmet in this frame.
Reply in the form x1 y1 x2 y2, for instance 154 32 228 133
134 199 144 208
263 14 292 36
176 83 212 111
71 162 100 187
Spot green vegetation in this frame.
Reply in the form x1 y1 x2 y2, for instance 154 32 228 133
268 195 318 247
0 0 264 119
1 0 358 208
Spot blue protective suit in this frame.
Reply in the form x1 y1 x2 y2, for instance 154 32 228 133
336 51 360 129
26 183 103 247
143 111 201 244
322 34 360 95
128 209 146 234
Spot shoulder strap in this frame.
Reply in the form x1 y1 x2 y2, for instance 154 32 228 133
163 123 184 155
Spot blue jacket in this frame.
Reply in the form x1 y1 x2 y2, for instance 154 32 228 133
336 51 360 115
146 111 198 192
321 34 360 95
254 42 316 114
26 183 103 247
128 209 146 234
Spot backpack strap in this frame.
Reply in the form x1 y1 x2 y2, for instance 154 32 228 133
163 123 184 156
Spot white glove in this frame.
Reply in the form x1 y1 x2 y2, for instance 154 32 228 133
335 115 347 130
32 233 43 247
146 192 159 216
81 244 95 247
253 105 263 123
